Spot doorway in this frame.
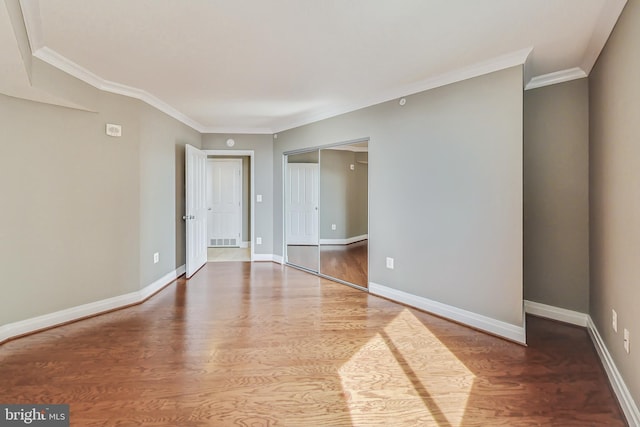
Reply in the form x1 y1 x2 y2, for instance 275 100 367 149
204 150 255 262
207 158 242 248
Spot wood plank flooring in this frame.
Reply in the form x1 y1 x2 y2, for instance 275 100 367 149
0 263 626 426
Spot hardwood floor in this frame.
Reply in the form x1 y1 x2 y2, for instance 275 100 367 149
0 263 625 426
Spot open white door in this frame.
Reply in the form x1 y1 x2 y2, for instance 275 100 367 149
285 163 319 245
185 144 207 278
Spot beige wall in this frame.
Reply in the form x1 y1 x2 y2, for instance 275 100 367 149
0 86 200 326
139 102 202 287
274 66 523 328
589 0 640 406
523 79 590 312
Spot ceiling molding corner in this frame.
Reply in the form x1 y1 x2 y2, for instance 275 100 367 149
32 47 205 132
18 0 42 53
580 0 627 74
525 67 587 90
20 2 206 132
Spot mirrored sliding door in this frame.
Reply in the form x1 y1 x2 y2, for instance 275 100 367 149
284 140 368 289
319 142 368 288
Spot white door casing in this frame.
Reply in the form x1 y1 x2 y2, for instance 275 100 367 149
207 159 242 247
185 144 208 278
285 163 319 245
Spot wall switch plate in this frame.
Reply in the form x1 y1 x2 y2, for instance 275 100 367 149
153 252 159 264
257 194 263 202
612 309 618 332
386 257 394 269
624 329 630 353
256 237 262 245
331 224 337 230
350 164 355 171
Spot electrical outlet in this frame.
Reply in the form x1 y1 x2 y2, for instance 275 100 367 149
624 329 630 354
331 224 337 230
612 309 618 332
256 237 262 245
153 252 159 264
386 257 394 269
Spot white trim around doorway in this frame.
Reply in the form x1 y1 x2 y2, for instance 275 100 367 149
204 150 255 261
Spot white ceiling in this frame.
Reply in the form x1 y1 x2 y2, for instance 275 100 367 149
4 0 628 133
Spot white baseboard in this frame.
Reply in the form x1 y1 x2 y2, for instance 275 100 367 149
369 282 526 344
524 300 589 327
240 241 250 249
319 234 368 245
252 253 276 262
587 317 640 427
273 255 284 264
0 265 185 344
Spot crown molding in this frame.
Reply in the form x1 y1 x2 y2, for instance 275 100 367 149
524 67 588 90
199 126 273 135
271 47 533 133
581 0 627 74
18 0 43 53
19 0 532 135
33 47 206 132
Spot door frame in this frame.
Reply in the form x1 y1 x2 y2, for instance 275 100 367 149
204 150 255 261
206 158 243 247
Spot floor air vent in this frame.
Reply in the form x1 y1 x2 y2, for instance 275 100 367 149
210 238 238 247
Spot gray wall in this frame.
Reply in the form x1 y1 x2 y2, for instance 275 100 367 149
139 103 203 287
201 134 273 254
274 66 523 327
0 85 200 326
319 149 368 240
589 0 640 406
523 79 590 312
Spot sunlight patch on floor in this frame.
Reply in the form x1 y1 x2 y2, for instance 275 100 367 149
339 309 474 426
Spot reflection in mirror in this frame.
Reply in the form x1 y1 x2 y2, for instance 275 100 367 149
285 150 320 272
319 141 368 288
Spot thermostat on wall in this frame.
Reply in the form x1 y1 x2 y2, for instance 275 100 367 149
106 123 122 137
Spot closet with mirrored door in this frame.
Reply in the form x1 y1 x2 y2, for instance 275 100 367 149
284 140 368 289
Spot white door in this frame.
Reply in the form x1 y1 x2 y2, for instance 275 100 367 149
207 159 242 247
185 144 207 278
286 163 319 245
